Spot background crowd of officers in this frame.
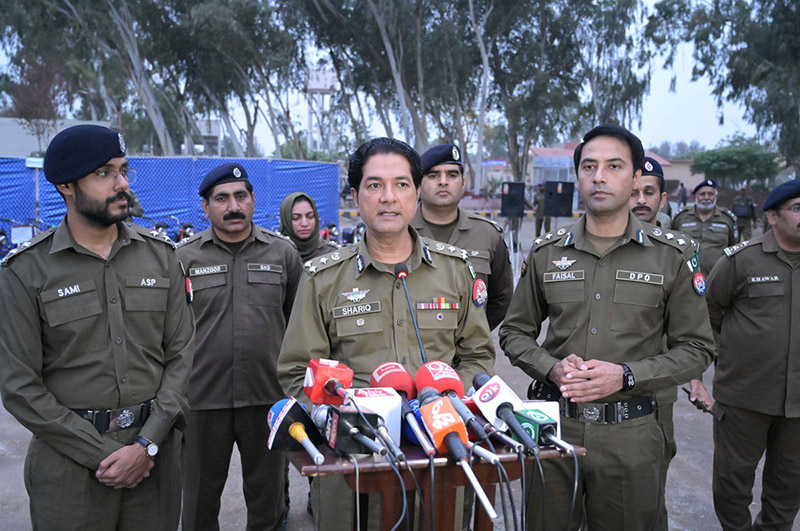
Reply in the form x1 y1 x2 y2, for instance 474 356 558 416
0 123 797 531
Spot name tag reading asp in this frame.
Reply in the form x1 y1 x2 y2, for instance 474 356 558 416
333 301 382 319
616 270 664 285
543 270 584 282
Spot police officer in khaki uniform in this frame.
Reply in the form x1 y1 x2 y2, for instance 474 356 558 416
279 191 339 262
177 163 302 531
689 180 800 531
0 125 195 530
672 178 737 275
278 137 495 531
411 143 513 330
500 124 715 530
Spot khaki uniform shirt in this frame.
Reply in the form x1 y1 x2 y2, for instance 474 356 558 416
707 231 800 417
534 192 546 220
176 225 302 409
411 207 513 330
278 228 495 399
672 206 737 275
500 214 715 402
0 219 195 469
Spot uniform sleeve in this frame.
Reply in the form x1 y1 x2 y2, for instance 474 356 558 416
0 267 122 469
453 263 496 389
485 232 513 330
499 247 561 382
277 272 331 402
706 254 736 344
625 246 716 392
138 248 195 444
283 246 304 323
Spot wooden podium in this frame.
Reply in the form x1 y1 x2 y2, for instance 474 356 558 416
288 443 585 531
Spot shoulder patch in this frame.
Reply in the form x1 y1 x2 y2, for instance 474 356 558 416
304 245 357 275
426 240 468 262
0 227 56 266
724 240 750 257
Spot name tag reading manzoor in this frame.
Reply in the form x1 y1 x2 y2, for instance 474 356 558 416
333 302 382 319
616 270 664 285
189 265 228 276
543 270 585 282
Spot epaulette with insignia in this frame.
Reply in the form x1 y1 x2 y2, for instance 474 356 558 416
0 227 56 266
260 227 298 249
138 226 177 249
647 227 691 251
532 224 574 250
175 232 201 248
326 240 340 249
425 240 468 262
724 240 750 257
720 209 737 222
304 245 357 275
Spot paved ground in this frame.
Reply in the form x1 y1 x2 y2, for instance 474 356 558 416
0 214 794 530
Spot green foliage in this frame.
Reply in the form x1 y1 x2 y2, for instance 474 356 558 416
690 135 779 188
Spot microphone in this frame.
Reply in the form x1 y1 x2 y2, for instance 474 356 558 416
418 387 498 521
472 373 539 455
370 363 435 456
516 401 575 455
415 361 490 438
394 263 427 364
311 404 387 457
303 359 354 405
267 398 325 465
344 387 405 462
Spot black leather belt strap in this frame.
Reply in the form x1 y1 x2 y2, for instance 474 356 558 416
72 399 154 433
528 379 657 425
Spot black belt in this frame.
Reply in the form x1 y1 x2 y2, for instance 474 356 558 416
72 399 153 433
528 380 656 425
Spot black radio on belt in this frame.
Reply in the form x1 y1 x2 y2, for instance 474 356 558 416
72 399 154 434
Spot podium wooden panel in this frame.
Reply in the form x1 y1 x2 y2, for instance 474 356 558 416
288 444 585 531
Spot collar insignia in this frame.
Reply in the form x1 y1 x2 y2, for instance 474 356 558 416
652 228 662 236
356 254 365 273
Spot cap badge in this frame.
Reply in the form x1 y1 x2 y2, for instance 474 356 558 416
233 167 242 178
552 257 576 271
343 288 369 303
452 145 460 161
118 133 126 154
644 160 653 172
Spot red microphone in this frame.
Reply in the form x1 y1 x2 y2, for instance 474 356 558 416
303 359 354 405
370 362 416 399
414 360 465 398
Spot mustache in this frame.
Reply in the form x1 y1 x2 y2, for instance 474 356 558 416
223 211 246 221
106 191 131 205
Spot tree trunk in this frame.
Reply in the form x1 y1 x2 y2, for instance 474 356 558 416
468 0 494 193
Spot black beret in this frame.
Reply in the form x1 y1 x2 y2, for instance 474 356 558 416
421 144 463 174
642 156 664 178
199 163 249 197
763 179 800 211
693 179 718 195
44 125 126 185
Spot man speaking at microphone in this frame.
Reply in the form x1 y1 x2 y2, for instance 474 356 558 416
278 137 495 530
500 124 715 530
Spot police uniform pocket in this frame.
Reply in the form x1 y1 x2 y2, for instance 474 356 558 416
336 314 384 337
611 272 663 332
247 268 282 306
417 310 458 330
124 277 170 311
747 281 784 298
191 273 226 291
40 281 103 327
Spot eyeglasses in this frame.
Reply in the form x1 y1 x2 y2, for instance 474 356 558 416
92 168 137 185
778 204 800 213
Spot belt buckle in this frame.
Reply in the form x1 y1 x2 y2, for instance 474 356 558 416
111 408 136 431
581 404 603 423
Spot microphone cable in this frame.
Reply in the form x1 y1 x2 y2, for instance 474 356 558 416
394 263 427 363
566 452 580 531
349 455 361 531
428 454 435 531
524 448 547 531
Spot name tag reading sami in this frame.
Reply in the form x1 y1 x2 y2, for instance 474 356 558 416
615 270 664 285
543 270 584 282
247 263 283 273
189 265 228 276
333 302 382 319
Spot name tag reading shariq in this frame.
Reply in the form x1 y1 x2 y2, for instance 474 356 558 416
544 270 584 282
333 301 382 319
616 270 664 285
189 265 228 276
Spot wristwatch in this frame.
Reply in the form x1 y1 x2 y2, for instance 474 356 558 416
135 436 159 458
620 363 635 391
